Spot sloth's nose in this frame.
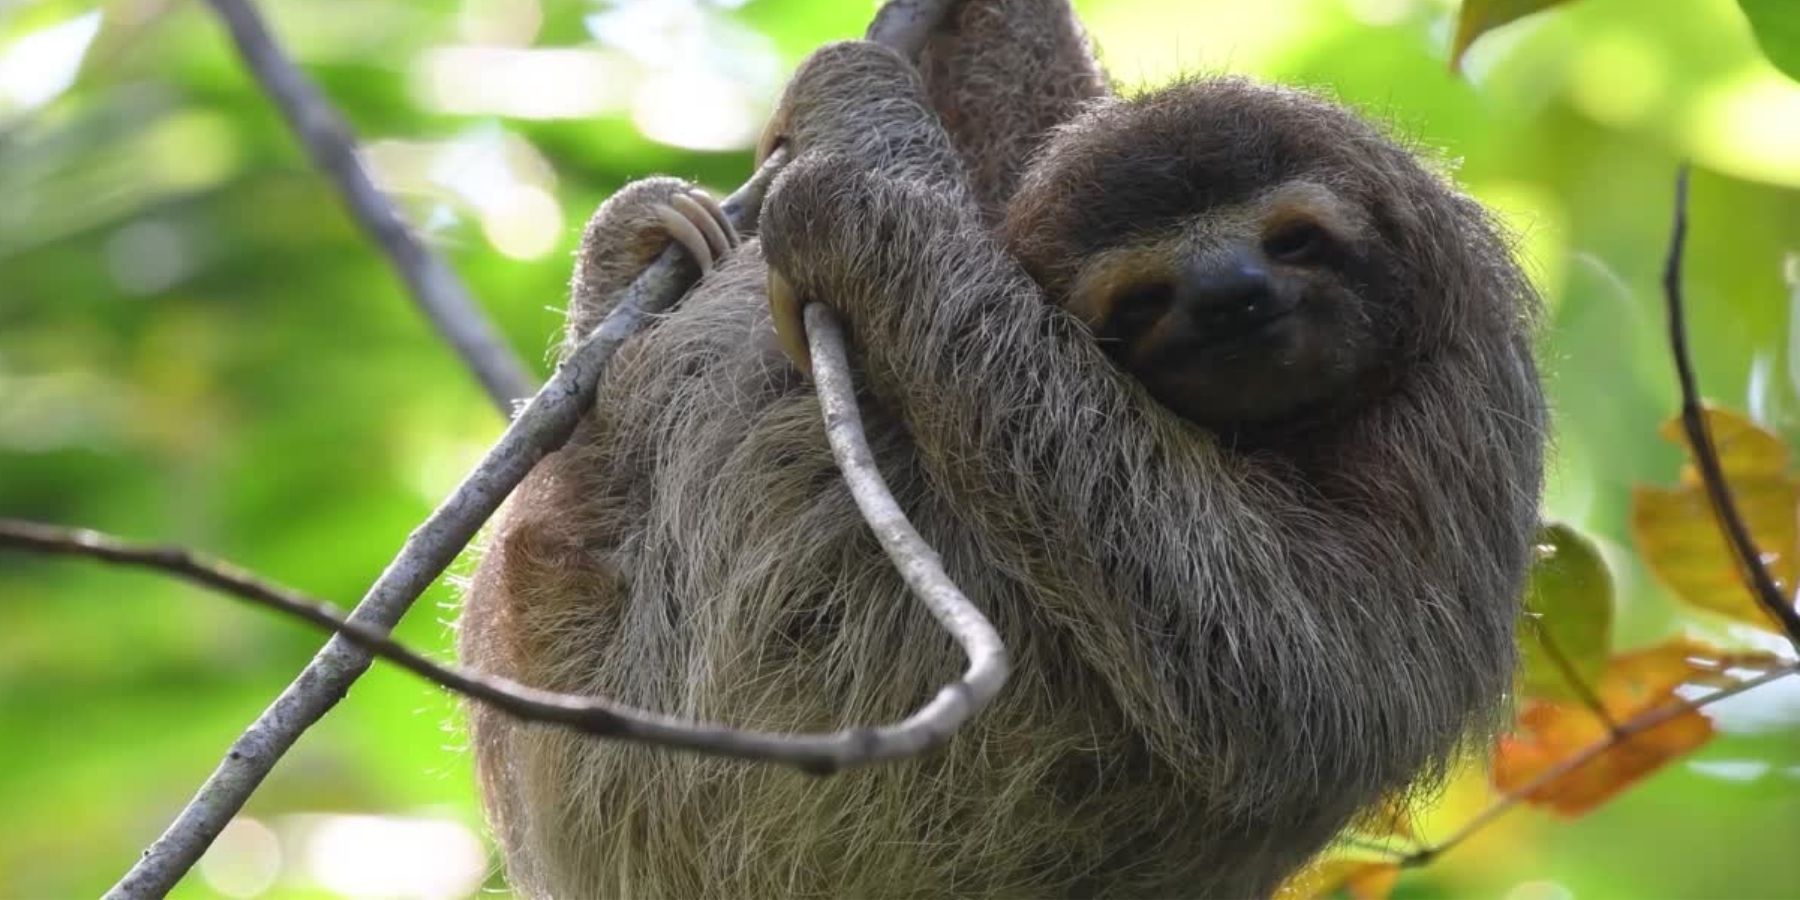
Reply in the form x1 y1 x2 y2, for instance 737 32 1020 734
1175 249 1288 338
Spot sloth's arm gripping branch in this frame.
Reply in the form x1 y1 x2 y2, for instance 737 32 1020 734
767 166 1202 562
760 42 1223 570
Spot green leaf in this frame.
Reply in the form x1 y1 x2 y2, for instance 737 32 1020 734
1740 0 1800 81
1451 0 1580 70
1520 523 1613 702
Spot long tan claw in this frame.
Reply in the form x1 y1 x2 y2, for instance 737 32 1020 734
672 191 734 259
687 188 739 248
767 268 811 375
755 110 788 169
653 202 716 274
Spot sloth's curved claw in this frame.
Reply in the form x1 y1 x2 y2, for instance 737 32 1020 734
653 188 740 275
767 268 811 375
652 202 715 275
755 115 787 169
674 189 738 256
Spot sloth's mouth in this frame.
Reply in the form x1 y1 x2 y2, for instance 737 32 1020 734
1197 305 1296 350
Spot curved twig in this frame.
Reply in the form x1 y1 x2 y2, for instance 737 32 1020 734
103 1 969 896
804 304 1010 762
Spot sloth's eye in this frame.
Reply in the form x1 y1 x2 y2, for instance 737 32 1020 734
1262 221 1331 265
1109 281 1174 332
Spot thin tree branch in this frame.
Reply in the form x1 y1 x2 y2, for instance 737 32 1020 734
104 2 967 896
1402 662 1799 866
1662 165 1800 649
201 0 536 409
0 515 999 770
1527 616 1618 733
103 316 627 899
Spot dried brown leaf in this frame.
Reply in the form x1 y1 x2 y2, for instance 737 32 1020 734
1492 640 1730 816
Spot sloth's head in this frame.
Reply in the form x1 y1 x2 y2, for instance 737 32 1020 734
1003 77 1522 434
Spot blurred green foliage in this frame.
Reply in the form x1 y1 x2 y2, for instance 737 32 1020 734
2 0 1798 896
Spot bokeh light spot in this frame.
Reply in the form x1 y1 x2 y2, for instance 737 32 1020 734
1687 70 1800 188
198 816 282 899
1567 33 1665 128
480 184 563 260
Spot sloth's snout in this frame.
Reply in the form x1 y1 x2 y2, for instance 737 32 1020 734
1175 247 1294 344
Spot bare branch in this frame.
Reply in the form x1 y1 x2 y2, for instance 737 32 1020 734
105 1 968 895
0 515 997 770
804 304 1009 761
103 318 620 899
201 0 536 409
1661 165 1800 649
1405 662 1799 866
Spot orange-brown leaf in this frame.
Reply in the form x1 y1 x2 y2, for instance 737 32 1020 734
1632 408 1798 633
1274 858 1401 900
1492 640 1727 816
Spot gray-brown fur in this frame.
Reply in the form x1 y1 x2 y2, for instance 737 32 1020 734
919 0 1107 222
460 2 1545 896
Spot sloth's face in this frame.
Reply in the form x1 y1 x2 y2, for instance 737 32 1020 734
1060 181 1389 429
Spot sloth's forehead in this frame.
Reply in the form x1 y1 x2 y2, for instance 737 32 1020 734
1063 151 1342 253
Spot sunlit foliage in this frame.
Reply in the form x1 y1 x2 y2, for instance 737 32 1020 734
3 0 1799 897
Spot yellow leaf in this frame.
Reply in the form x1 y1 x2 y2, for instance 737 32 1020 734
1659 407 1790 483
1274 858 1401 900
1632 408 1799 634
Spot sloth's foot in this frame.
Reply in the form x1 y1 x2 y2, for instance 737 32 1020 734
652 187 739 274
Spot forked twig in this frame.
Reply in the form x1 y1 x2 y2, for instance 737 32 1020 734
1662 165 1800 649
96 1 971 896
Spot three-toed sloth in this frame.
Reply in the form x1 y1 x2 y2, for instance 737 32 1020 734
459 0 1545 895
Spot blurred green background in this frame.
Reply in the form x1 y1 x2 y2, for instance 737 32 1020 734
3 0 1798 896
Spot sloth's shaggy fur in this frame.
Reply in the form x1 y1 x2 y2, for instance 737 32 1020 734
459 4 1545 896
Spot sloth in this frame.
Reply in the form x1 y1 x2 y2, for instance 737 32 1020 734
458 1 1546 896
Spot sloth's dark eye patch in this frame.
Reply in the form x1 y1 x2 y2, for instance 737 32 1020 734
1107 281 1175 334
1262 221 1332 265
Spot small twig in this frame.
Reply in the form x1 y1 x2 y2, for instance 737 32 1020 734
1404 662 1800 866
201 0 536 409
1528 617 1618 733
0 516 997 770
1663 165 1800 649
106 1 967 896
